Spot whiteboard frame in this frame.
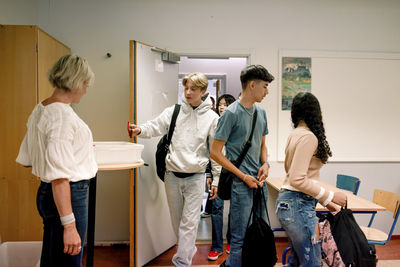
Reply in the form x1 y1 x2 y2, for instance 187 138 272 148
277 49 400 163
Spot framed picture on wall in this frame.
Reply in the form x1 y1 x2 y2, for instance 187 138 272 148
281 57 312 110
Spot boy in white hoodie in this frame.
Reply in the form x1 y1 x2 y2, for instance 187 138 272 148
129 72 221 267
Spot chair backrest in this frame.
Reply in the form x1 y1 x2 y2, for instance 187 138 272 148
336 174 361 195
373 189 400 218
371 189 400 244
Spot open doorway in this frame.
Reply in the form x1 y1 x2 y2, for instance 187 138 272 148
132 40 249 265
178 55 248 242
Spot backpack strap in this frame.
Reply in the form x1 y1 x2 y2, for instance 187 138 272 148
166 104 181 147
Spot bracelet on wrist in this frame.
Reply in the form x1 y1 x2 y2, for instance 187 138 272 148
315 187 326 200
322 191 334 207
60 213 75 226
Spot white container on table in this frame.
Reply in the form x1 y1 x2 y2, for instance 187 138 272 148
93 142 144 165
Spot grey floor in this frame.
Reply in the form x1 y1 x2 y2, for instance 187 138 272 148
197 192 230 242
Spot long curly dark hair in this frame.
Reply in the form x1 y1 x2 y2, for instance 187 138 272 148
291 92 332 163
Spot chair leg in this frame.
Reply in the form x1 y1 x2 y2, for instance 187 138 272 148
368 213 376 227
282 246 292 265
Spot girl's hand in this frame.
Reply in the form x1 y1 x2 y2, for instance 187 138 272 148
332 191 347 207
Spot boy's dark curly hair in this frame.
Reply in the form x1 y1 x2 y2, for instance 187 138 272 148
291 92 332 163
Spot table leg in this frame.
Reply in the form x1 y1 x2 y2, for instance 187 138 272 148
87 175 97 267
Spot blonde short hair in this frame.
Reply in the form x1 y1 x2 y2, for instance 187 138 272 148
48 54 95 91
182 72 208 91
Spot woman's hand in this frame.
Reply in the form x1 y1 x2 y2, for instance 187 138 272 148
63 223 82 256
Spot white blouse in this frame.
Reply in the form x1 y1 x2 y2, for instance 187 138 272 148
16 102 98 183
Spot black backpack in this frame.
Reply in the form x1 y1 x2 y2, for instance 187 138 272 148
155 104 180 181
242 186 277 267
327 204 377 267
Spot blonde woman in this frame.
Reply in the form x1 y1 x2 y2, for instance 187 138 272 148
129 72 221 267
17 54 97 267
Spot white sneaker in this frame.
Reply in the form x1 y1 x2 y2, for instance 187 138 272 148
201 212 211 218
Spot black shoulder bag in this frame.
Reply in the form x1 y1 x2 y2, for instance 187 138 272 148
327 202 377 267
217 109 257 200
242 186 277 267
155 104 180 181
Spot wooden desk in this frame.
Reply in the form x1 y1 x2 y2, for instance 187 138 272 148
86 161 144 267
267 177 385 212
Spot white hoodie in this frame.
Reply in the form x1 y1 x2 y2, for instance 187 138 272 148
138 93 221 186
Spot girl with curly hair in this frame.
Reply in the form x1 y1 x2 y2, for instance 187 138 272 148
275 92 347 266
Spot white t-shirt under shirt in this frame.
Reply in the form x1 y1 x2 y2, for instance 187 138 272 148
16 102 98 183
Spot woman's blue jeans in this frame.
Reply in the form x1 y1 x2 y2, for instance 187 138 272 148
276 189 322 267
37 180 90 267
211 195 231 252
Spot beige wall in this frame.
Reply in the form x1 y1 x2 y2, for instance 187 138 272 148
1 0 400 240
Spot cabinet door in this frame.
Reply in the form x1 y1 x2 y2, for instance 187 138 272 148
37 28 70 103
0 25 41 241
0 26 70 242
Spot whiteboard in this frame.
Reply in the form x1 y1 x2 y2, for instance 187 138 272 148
134 42 178 266
278 50 400 162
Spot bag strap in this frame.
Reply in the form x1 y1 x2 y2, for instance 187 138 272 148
260 186 270 225
246 186 270 228
234 108 258 168
166 104 181 147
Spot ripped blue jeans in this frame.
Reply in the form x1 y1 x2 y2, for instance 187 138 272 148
276 189 322 267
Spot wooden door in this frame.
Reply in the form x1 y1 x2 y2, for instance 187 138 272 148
37 28 70 103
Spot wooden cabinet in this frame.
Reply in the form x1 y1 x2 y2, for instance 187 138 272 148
0 25 70 241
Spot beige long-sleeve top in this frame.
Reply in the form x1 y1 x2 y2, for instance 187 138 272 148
282 124 332 205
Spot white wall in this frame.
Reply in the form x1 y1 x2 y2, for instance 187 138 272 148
2 0 400 240
0 0 38 24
